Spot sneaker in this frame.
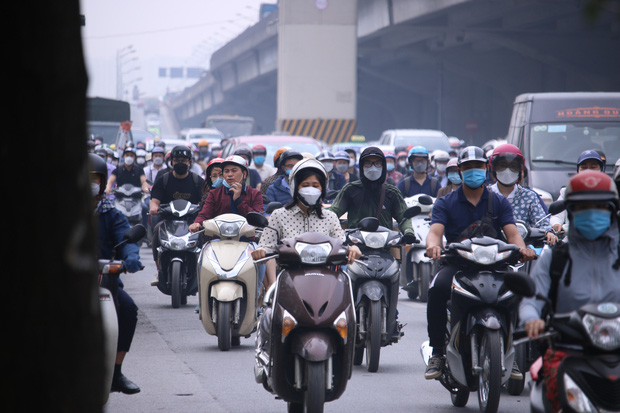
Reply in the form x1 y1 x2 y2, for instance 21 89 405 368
151 273 159 286
510 360 523 380
424 355 444 380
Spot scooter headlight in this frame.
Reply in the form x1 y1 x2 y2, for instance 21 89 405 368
361 231 388 249
295 242 332 264
582 311 620 351
216 220 245 237
170 237 187 250
563 373 598 412
457 244 511 265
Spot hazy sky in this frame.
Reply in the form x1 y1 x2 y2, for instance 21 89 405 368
80 0 268 98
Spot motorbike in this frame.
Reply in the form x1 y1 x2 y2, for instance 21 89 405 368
197 213 260 351
401 194 440 301
248 212 356 413
113 184 145 229
419 236 535 413
346 206 419 372
513 300 620 413
155 199 201 308
98 224 146 404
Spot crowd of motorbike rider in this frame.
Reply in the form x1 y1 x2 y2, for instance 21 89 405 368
88 132 620 410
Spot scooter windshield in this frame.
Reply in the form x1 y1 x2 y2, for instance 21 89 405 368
165 220 191 237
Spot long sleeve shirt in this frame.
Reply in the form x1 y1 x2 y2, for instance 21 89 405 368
194 185 264 225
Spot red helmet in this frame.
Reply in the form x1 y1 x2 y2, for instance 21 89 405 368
252 144 267 153
489 144 524 171
564 170 619 209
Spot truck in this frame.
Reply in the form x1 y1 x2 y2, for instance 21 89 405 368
205 115 255 139
87 97 132 147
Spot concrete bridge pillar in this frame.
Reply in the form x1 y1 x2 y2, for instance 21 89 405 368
277 0 358 146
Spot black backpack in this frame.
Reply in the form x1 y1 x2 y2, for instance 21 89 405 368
404 175 439 198
458 192 498 240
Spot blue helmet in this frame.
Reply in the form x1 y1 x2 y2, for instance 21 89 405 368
333 150 350 161
408 145 429 161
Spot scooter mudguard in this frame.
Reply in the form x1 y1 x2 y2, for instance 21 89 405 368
356 280 387 305
290 330 336 362
99 287 118 404
466 307 504 335
210 281 244 302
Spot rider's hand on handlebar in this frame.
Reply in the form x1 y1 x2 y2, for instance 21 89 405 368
524 319 546 339
401 232 418 245
251 248 267 260
520 247 537 262
189 223 202 233
426 245 442 261
545 231 558 246
347 245 362 265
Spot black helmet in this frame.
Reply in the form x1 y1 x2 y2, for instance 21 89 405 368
170 145 192 161
88 153 108 196
457 146 487 166
234 145 253 166
279 149 303 167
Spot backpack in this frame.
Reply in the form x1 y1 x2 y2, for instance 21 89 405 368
404 175 439 198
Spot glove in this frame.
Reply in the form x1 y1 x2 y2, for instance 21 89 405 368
401 232 418 245
125 258 143 273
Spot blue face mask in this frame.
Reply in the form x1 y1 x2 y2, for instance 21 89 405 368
386 163 395 172
212 177 223 188
254 155 265 165
284 169 291 176
572 209 611 240
461 168 486 188
222 180 233 189
447 171 462 185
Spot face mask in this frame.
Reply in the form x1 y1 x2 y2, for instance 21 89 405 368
211 177 224 188
364 165 383 181
254 155 265 166
137 157 146 166
106 157 113 164
298 187 322 206
322 162 334 173
495 169 519 185
91 183 101 197
413 162 427 174
335 163 349 174
124 156 134 166
349 158 355 167
173 162 189 175
284 169 292 176
447 172 462 185
398 160 407 169
462 168 487 188
436 163 447 173
222 180 233 189
572 209 611 240
386 163 395 172
153 157 164 166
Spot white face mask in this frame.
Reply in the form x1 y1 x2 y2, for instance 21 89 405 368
298 186 322 206
496 169 520 185
153 157 164 166
322 161 334 173
398 160 407 168
91 183 101 197
364 165 383 181
348 158 355 167
436 163 447 173
124 156 135 165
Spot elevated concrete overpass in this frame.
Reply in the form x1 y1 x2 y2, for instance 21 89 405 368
169 0 620 146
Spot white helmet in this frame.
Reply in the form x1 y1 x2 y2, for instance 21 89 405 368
221 155 249 175
288 158 328 199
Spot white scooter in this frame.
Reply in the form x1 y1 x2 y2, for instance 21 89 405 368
197 213 259 351
400 194 440 301
98 224 146 404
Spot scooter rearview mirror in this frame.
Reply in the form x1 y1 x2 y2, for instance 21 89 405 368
357 217 380 232
503 271 536 298
123 224 147 244
247 212 269 228
403 206 421 219
418 195 433 206
265 202 283 214
548 200 565 215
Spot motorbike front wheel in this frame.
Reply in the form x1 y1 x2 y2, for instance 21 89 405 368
171 261 184 308
506 342 526 395
217 301 232 351
478 329 502 413
304 360 326 413
365 300 382 373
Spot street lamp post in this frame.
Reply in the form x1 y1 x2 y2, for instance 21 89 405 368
116 45 137 100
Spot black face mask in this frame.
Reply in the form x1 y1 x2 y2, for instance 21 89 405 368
174 162 189 175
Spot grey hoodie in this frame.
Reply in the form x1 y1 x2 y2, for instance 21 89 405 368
519 218 620 324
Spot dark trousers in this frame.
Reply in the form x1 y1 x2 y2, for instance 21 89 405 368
117 286 138 352
427 264 458 351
